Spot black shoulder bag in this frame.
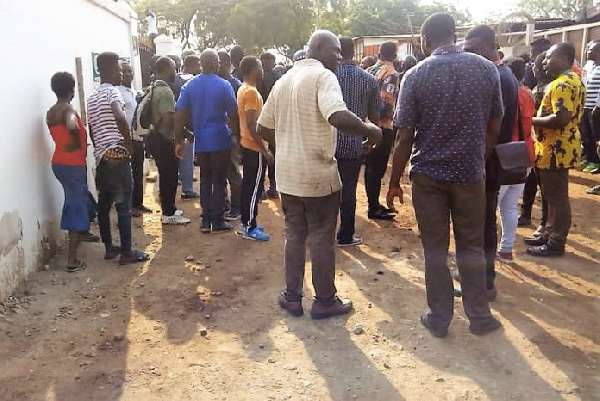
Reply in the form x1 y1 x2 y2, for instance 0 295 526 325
495 105 531 185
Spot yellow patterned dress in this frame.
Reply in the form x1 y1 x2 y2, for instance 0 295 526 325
534 70 586 170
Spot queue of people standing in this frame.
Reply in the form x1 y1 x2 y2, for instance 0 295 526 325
46 11 593 336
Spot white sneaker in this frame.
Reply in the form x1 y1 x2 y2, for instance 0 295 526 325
175 209 184 216
162 215 191 225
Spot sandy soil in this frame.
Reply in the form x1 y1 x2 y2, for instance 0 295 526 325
0 167 599 401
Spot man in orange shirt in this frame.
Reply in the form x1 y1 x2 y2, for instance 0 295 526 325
238 56 274 241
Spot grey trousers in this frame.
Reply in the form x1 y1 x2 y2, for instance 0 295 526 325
281 191 340 303
411 173 495 330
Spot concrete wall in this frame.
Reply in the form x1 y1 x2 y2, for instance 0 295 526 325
0 0 141 301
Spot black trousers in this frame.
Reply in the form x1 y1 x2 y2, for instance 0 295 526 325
364 128 395 212
580 108 600 164
261 144 277 192
241 148 266 229
484 157 500 288
337 158 362 243
521 167 548 226
131 140 145 209
197 149 231 225
153 135 179 216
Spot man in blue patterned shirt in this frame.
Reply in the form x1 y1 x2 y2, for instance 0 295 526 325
335 37 382 247
386 13 504 338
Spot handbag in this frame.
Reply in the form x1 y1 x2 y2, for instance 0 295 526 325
495 105 530 185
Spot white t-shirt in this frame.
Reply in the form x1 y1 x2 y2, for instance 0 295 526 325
145 13 158 36
87 83 125 163
117 85 143 141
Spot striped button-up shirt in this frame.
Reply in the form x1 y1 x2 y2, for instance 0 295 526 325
584 64 600 109
335 61 382 159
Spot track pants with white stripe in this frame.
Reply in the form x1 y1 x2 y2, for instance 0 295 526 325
241 147 266 230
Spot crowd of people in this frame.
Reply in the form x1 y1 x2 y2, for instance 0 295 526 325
46 11 598 335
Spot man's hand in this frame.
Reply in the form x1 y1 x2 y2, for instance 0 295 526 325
365 122 382 145
263 149 275 166
386 185 404 212
175 141 184 160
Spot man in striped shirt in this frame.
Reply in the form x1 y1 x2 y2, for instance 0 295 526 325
580 40 600 174
87 52 149 265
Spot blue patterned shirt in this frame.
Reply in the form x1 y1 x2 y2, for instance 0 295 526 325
394 45 504 183
335 61 382 159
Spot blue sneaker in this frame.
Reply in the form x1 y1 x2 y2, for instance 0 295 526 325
243 227 270 241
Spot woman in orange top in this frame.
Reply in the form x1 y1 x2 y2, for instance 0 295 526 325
46 72 89 272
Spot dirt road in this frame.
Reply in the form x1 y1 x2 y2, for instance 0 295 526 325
1 169 599 401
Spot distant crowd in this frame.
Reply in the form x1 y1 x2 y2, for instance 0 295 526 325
46 11 598 336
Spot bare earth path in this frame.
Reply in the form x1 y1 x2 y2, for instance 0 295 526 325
1 167 599 401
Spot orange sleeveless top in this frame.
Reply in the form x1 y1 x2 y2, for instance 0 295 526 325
48 108 88 166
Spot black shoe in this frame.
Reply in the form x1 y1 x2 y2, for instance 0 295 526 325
420 312 448 338
201 221 211 234
469 317 502 336
524 236 547 246
310 297 353 320
517 215 531 227
379 206 397 215
527 244 565 257
181 192 200 200
368 209 395 221
278 291 304 317
211 222 233 233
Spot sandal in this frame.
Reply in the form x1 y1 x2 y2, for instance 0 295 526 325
118 250 150 266
65 260 87 273
104 245 121 260
82 232 100 243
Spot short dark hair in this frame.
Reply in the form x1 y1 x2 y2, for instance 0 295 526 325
155 56 174 75
531 38 551 48
554 42 576 64
240 56 260 78
183 55 200 68
260 52 276 62
379 42 397 61
51 72 76 98
421 13 455 42
230 45 244 64
505 57 527 82
218 49 231 65
96 52 120 73
465 25 496 48
340 36 354 59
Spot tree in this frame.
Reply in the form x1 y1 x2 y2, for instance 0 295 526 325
517 0 599 20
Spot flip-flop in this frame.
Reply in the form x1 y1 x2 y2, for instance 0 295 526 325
118 250 150 266
82 232 100 243
104 245 121 260
65 260 87 273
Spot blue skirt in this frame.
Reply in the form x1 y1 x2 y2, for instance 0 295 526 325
52 164 90 232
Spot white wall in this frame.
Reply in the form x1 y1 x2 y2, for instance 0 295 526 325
0 0 141 300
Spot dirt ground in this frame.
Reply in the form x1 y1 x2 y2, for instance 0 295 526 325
0 166 599 401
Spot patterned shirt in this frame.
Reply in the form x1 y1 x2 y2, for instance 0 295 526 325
535 70 585 170
368 60 400 129
87 83 126 163
584 64 600 109
394 45 504 184
258 59 348 197
335 61 382 159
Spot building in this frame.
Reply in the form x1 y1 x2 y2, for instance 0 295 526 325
0 0 142 301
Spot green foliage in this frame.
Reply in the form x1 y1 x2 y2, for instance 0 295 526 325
516 0 598 20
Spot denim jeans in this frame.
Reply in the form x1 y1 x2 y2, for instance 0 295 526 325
96 159 133 254
498 183 525 253
281 191 340 303
131 140 145 209
197 149 231 225
179 139 195 194
337 158 362 243
411 173 495 331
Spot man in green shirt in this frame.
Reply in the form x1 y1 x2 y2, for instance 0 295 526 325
152 57 191 225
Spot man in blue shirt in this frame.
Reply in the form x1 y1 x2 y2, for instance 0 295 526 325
174 49 238 233
386 13 503 338
464 25 519 300
335 36 382 247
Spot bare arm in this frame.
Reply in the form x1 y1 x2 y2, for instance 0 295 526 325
532 110 572 130
111 101 131 150
329 110 380 140
64 108 82 151
257 124 275 146
389 127 415 188
486 116 502 159
246 110 269 156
